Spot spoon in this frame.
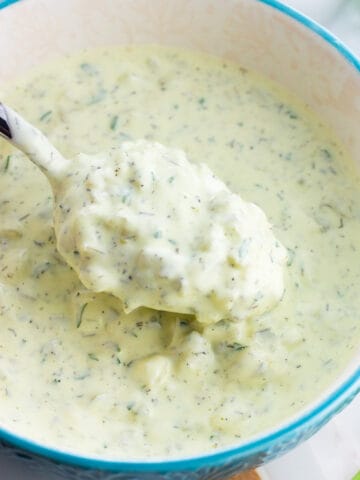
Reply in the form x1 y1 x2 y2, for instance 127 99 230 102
0 102 69 184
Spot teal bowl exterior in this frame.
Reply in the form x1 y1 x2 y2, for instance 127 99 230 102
0 0 359 478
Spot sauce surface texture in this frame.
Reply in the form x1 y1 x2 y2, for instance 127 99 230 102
0 46 359 459
53 139 286 324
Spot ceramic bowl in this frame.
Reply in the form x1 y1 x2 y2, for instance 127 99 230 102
0 0 359 479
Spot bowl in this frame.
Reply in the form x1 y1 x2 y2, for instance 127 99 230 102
0 0 359 478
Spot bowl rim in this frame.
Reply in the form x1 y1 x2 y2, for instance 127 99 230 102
0 0 359 472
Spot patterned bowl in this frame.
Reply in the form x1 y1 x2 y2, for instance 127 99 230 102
0 0 359 479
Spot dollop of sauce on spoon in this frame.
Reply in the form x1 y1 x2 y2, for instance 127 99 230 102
54 140 287 323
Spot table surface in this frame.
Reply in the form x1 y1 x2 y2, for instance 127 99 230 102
0 0 359 479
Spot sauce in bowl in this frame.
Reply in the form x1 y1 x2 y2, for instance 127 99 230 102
0 45 359 459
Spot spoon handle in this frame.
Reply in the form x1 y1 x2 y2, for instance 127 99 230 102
0 102 69 181
0 103 12 140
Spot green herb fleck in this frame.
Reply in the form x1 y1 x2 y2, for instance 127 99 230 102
119 132 132 142
321 148 332 161
88 352 99 362
33 240 45 247
88 89 106 105
77 303 88 328
110 115 119 131
153 231 162 239
32 261 52 278
198 97 206 105
121 192 131 205
4 155 10 172
80 63 98 75
74 372 90 380
39 110 52 122
19 213 30 222
286 109 298 120
227 342 247 351
286 247 296 267
168 176 175 184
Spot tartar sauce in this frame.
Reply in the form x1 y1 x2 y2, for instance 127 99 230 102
0 46 359 459
54 140 286 323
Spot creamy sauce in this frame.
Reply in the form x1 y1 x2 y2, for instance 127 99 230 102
53 140 286 323
0 46 359 459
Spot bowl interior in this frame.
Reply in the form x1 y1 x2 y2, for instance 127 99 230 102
1 0 360 162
